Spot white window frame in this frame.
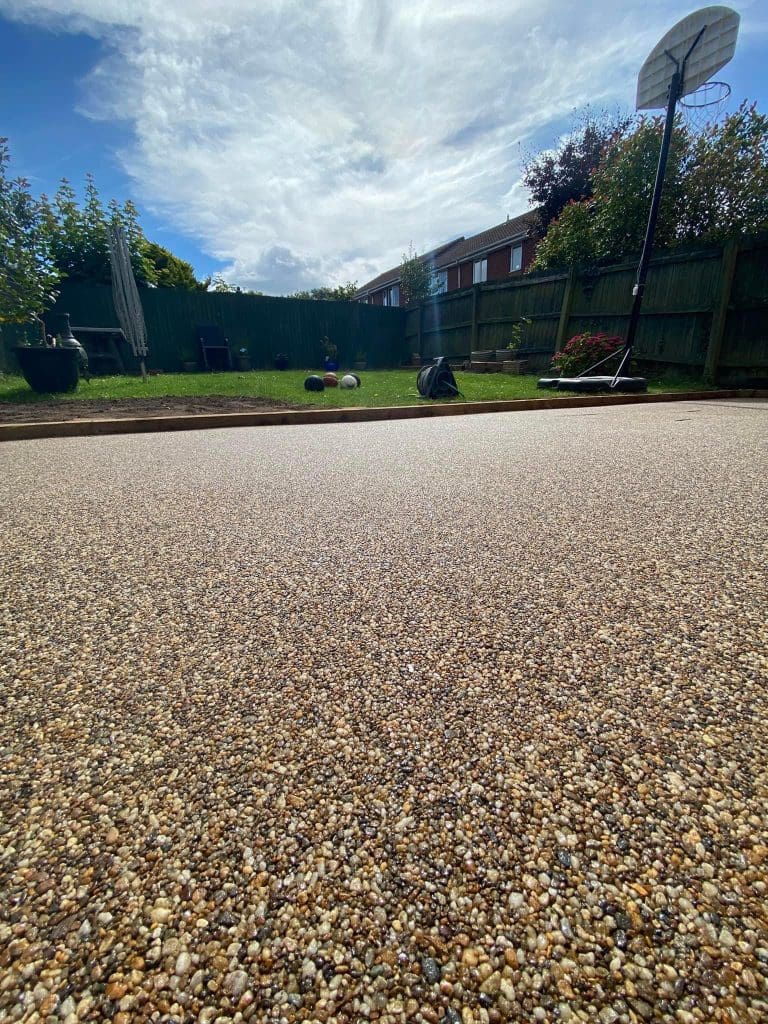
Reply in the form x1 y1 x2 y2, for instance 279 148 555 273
383 284 400 307
510 244 523 273
473 258 487 284
432 269 448 294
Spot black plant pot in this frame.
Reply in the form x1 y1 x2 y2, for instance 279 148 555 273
13 346 80 394
274 353 289 370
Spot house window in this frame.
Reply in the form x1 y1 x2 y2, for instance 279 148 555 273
510 244 523 273
473 259 487 284
432 269 448 294
383 284 400 307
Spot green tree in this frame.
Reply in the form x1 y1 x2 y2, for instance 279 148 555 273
143 241 200 289
399 243 435 305
523 108 634 232
0 138 60 333
41 179 83 280
288 282 358 301
112 198 157 286
530 106 768 271
528 200 598 270
42 177 157 285
589 117 690 261
680 103 768 241
211 273 237 293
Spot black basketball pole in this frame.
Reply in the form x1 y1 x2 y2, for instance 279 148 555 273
618 27 707 380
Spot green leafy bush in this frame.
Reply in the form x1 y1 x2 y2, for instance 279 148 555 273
552 332 623 376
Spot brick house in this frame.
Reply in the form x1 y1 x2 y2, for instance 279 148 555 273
354 211 540 306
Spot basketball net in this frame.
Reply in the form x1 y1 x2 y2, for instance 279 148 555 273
679 80 731 134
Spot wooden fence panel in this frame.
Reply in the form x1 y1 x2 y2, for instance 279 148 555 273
404 237 766 376
722 238 768 372
0 284 407 373
477 274 566 356
3 237 766 380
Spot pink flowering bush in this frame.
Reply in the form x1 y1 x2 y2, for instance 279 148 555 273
552 332 624 376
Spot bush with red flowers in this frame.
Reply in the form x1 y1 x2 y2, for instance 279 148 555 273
552 331 624 376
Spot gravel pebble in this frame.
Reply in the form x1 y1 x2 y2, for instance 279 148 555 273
0 401 766 1022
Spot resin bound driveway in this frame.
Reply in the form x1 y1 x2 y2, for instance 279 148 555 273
1 399 766 1024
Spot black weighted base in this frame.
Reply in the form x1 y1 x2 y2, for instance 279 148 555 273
537 376 648 394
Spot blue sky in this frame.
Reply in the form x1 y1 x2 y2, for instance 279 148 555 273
0 18 221 279
1 1 766 294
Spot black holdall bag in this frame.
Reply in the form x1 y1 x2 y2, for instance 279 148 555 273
417 356 461 399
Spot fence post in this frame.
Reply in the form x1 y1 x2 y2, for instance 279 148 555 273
554 268 577 353
471 284 480 353
703 238 738 383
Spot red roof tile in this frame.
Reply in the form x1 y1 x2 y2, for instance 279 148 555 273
354 211 539 297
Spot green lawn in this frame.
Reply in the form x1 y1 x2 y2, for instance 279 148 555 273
0 368 714 408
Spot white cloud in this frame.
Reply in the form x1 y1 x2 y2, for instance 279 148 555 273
0 0 754 292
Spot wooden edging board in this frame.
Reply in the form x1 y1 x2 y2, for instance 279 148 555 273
0 389 764 443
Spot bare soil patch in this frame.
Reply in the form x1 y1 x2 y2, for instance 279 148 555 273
0 395 292 424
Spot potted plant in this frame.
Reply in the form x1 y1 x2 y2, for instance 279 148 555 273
354 349 367 371
235 346 251 371
13 314 87 394
321 335 338 371
499 317 532 373
496 317 531 365
14 337 81 393
274 353 289 370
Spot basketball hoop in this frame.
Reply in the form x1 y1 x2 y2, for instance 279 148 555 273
679 79 731 132
620 6 740 365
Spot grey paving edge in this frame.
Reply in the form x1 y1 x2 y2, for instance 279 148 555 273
0 389 765 442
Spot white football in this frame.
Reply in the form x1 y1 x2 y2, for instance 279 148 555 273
340 374 358 388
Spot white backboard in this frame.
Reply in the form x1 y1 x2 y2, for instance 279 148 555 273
636 6 740 110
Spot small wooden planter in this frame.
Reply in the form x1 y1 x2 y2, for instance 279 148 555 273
502 359 528 375
471 350 494 362
468 361 502 373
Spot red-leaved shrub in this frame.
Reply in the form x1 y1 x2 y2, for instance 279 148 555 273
552 332 624 376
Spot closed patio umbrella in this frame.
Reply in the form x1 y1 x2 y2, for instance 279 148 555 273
108 223 148 380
